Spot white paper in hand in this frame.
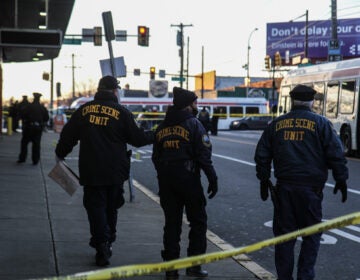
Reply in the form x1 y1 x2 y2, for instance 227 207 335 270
48 161 80 196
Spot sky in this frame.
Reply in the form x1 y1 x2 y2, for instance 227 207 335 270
2 0 360 102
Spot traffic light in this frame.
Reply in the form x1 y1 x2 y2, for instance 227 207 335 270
274 51 282 66
138 26 149 46
102 11 115 41
94 26 102 46
42 72 50 81
150 67 155 80
264 55 270 70
56 82 61 97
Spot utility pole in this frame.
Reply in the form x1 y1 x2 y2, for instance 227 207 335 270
201 46 204 99
246 27 258 96
305 10 309 58
289 10 309 61
50 59 54 110
71 53 76 99
65 53 80 99
186 36 190 89
171 23 193 88
331 0 338 42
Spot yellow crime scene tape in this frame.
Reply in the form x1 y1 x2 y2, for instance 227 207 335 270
31 211 360 280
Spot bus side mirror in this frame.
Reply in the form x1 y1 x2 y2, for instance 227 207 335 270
278 106 283 113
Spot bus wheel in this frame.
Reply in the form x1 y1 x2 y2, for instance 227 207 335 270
341 127 352 156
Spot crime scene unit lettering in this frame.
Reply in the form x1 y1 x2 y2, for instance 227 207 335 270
276 118 315 141
156 125 189 150
82 104 120 126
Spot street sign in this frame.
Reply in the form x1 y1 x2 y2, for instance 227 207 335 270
63 38 82 45
159 69 166 78
116 30 127 41
100 56 126 77
171 76 185 82
82 28 94 42
133 68 140 76
328 54 342 62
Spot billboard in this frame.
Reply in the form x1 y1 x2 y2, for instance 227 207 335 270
266 18 360 62
194 70 216 91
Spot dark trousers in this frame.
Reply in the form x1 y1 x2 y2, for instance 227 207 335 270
18 126 42 164
83 184 125 247
273 183 323 280
157 166 207 260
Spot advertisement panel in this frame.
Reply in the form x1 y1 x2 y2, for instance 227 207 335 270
194 70 216 91
266 18 360 62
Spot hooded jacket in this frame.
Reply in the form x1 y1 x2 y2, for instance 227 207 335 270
152 106 217 184
55 91 154 186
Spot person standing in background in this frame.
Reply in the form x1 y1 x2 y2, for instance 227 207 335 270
198 107 211 133
210 107 220 136
17 92 49 165
18 95 30 126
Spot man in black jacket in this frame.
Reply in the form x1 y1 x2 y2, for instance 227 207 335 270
152 87 218 280
55 76 154 267
254 84 348 280
17 92 49 165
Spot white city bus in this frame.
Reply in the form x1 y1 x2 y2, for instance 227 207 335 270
278 57 360 156
70 96 270 130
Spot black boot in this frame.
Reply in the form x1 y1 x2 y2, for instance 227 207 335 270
165 270 179 279
95 242 111 267
186 265 208 277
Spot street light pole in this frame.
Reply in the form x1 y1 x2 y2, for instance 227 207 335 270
246 27 258 96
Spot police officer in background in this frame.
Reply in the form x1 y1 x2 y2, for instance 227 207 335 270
198 106 211 133
55 76 154 267
18 95 30 124
17 92 49 165
254 84 348 280
152 87 218 279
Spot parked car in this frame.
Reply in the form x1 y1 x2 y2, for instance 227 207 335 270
229 116 272 130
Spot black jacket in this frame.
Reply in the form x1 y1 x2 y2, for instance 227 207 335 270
22 100 49 126
55 91 154 186
254 106 348 187
152 106 217 184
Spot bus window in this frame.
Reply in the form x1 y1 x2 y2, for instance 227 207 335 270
340 80 355 114
313 82 325 115
217 106 226 119
245 106 260 115
230 106 243 118
326 82 340 118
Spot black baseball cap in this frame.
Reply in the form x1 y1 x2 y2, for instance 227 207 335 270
98 76 120 90
290 85 316 101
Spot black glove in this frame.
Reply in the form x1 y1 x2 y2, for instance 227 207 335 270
207 181 218 199
260 180 272 201
333 181 347 203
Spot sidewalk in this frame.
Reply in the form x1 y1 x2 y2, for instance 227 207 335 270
0 130 274 280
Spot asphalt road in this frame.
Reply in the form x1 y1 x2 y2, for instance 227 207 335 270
130 130 360 280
